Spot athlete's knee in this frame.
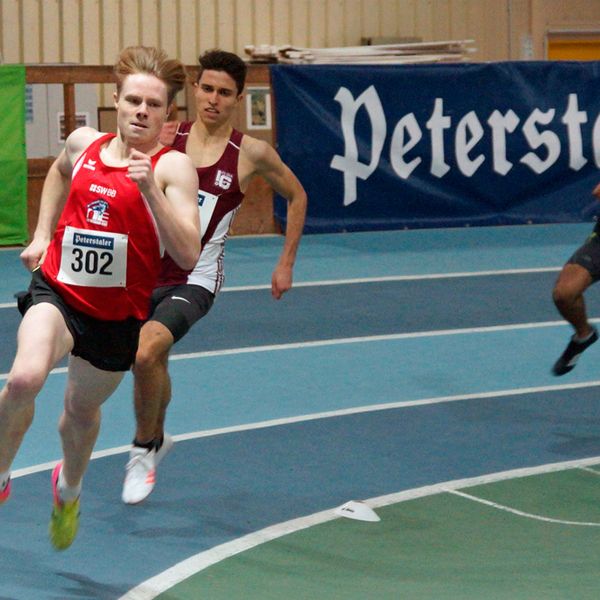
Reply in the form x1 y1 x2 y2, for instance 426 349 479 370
134 341 170 374
4 367 46 404
552 281 581 308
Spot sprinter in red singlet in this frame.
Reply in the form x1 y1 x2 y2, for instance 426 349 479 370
0 46 200 550
121 49 307 504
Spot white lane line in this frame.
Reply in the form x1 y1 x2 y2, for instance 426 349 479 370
117 455 600 600
210 267 563 292
168 319 589 362
6 372 600 470
0 265 564 309
12 374 600 479
578 466 600 476
10 376 600 480
0 318 578 381
447 488 600 527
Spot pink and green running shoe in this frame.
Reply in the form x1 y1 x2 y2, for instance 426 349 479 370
49 464 80 551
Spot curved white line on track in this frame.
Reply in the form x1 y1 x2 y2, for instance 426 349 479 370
211 266 563 292
118 455 600 600
447 488 600 526
1 316 592 382
9 378 600 480
0 319 579 380
168 318 595 362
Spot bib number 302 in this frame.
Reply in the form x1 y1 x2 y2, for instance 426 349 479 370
71 247 114 275
58 226 128 287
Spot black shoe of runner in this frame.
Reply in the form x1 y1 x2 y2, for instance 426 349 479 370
552 326 599 376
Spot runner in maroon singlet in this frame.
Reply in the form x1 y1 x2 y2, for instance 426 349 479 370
121 49 307 504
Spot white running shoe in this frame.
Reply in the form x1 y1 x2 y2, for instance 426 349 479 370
122 447 156 505
155 433 174 467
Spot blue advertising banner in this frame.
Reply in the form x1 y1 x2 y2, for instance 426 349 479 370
271 62 600 233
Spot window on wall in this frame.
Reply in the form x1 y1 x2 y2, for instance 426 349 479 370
547 33 600 60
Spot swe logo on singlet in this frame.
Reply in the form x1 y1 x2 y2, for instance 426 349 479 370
214 169 233 190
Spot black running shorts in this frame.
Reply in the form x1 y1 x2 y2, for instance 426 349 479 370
567 229 600 282
17 268 142 372
149 284 215 343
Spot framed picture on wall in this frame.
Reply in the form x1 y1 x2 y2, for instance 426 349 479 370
57 112 90 142
246 86 271 130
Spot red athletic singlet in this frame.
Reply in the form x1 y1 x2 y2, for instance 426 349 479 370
42 133 170 320
157 124 245 294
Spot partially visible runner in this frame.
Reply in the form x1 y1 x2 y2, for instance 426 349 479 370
0 46 200 550
551 183 600 375
122 49 307 504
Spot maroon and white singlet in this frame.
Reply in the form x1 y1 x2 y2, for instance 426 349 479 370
42 133 169 320
157 123 245 294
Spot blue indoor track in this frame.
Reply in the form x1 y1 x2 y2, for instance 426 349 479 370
2 223 600 599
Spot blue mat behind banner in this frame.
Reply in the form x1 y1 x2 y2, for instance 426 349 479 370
271 61 600 233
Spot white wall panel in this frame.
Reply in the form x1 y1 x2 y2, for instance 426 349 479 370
4 1 600 71
121 0 141 48
216 0 235 50
158 0 178 57
1 0 21 63
197 0 217 51
22 0 41 62
235 0 253 56
326 0 345 47
254 0 272 45
81 0 101 64
140 0 159 47
380 0 399 38
397 0 417 39
178 0 199 64
272 0 290 46
290 0 309 47
62 0 82 62
308 0 326 47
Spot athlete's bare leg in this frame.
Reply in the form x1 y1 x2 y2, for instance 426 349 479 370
0 304 73 474
132 320 174 444
59 355 124 487
552 263 594 338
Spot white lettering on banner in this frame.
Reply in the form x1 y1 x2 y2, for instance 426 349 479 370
330 87 600 205
562 93 588 171
426 98 451 178
520 108 560 174
330 86 386 206
390 113 422 179
487 109 519 176
456 111 485 177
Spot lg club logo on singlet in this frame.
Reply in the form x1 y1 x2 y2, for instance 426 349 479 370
86 199 110 227
214 169 233 190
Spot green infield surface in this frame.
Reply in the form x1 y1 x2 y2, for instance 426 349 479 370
153 467 600 599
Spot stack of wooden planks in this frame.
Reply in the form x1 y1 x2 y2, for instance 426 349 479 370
244 40 476 64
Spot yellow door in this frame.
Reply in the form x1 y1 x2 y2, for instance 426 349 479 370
547 36 600 60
